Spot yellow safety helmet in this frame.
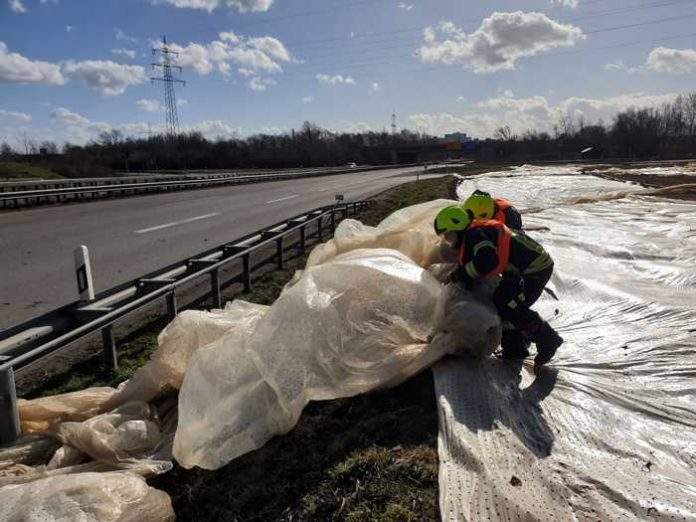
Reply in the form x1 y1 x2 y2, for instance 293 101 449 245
463 190 495 220
434 205 472 236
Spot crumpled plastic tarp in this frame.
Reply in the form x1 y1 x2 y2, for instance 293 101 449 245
437 164 696 521
306 199 457 270
174 247 501 470
18 387 117 435
0 471 175 521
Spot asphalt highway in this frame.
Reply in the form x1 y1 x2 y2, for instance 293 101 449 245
0 166 441 329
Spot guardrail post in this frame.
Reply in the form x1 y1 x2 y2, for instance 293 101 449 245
211 269 222 308
166 291 178 320
317 216 324 242
299 225 306 254
0 368 22 445
330 210 336 232
276 237 284 270
242 253 252 292
102 326 118 371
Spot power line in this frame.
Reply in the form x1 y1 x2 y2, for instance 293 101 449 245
151 35 186 140
183 28 696 88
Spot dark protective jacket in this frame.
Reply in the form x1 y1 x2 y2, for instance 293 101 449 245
493 198 523 231
457 221 553 281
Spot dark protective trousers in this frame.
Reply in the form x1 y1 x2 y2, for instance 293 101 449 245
493 264 553 326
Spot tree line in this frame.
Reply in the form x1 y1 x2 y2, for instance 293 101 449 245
487 93 696 160
2 92 696 177
0 123 436 177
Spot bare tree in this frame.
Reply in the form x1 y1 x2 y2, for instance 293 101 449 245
494 125 515 141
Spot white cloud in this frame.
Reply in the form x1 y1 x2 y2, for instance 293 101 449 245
559 92 677 122
50 107 92 127
136 99 161 112
249 76 275 91
317 73 355 85
178 98 188 106
247 37 292 62
66 26 73 33
419 12 585 73
0 109 31 124
604 60 630 72
398 2 413 12
8 0 27 13
552 0 578 7
645 47 696 75
187 120 241 139
227 47 283 73
407 91 677 138
165 33 293 80
302 96 314 103
48 106 241 144
112 48 137 60
219 31 240 43
605 48 696 75
332 120 372 133
408 112 501 138
115 28 138 44
368 82 381 95
63 60 147 96
0 42 65 85
149 0 274 13
457 95 466 102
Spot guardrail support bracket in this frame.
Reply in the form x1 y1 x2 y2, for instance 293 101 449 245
211 269 222 309
167 292 178 320
242 254 251 292
0 368 21 445
276 237 284 270
102 326 118 371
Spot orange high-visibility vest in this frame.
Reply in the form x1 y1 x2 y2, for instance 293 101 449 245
458 220 512 280
493 198 514 224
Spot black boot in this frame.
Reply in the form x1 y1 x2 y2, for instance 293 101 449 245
500 329 530 360
531 322 563 366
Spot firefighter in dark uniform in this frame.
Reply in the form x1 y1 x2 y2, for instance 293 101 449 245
433 205 563 365
463 189 523 231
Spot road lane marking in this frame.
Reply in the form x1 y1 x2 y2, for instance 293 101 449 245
266 194 299 204
135 213 221 234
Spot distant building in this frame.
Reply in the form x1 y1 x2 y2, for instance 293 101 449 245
443 132 470 143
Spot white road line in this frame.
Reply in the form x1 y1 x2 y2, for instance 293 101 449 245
266 194 299 204
135 213 221 234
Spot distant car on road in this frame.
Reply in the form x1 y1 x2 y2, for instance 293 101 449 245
345 162 357 168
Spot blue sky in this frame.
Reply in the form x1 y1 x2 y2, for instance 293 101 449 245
2 0 696 146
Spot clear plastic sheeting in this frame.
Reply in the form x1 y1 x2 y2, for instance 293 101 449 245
306 199 457 269
438 164 696 521
585 164 696 177
18 387 117 435
174 248 501 470
103 301 269 411
0 472 175 521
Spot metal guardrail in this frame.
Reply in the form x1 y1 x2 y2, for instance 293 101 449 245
0 200 371 444
0 165 404 208
0 166 369 192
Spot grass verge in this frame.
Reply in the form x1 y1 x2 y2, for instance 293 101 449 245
0 161 64 180
27 175 459 521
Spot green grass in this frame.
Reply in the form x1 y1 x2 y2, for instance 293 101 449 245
0 161 63 180
27 174 461 521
